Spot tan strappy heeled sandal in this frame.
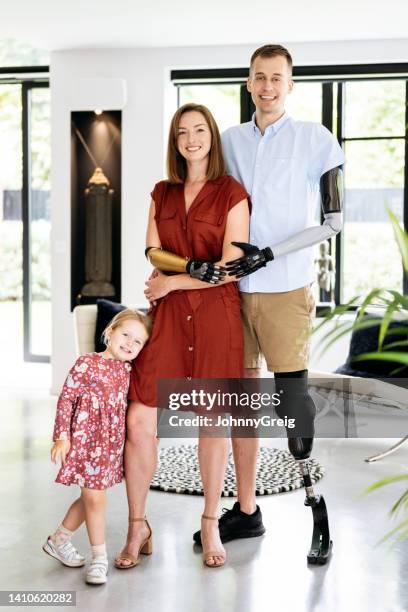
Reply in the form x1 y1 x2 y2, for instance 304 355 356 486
201 515 226 568
114 517 152 569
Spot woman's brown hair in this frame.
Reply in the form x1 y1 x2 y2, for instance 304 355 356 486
166 103 227 184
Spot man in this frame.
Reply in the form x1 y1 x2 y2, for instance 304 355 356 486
193 44 345 554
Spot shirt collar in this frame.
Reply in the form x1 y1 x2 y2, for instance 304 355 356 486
251 112 289 136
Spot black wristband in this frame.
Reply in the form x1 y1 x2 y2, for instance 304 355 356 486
145 246 155 259
263 247 274 261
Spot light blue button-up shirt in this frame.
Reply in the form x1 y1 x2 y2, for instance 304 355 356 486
222 113 345 293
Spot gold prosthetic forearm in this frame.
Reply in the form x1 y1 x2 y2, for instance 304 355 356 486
146 247 189 274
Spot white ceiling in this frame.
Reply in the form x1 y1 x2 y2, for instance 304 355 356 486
2 0 408 50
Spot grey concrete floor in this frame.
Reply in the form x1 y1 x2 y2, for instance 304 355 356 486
1 390 408 612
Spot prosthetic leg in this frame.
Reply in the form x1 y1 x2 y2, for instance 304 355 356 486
275 371 333 565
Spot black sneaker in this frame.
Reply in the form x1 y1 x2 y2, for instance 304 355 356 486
193 502 265 546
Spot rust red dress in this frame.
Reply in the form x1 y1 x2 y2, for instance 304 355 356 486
128 175 249 407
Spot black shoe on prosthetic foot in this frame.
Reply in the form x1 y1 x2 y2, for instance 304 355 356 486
193 502 265 546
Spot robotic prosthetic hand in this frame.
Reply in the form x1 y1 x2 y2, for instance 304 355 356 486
226 166 344 277
145 247 226 284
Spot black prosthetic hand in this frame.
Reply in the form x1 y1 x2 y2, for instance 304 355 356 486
186 260 227 284
226 242 274 278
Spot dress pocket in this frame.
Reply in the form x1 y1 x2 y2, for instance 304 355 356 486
194 211 224 226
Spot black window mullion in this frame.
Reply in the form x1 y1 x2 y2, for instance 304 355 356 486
404 81 408 295
320 83 334 303
21 82 31 362
240 84 254 123
335 82 345 306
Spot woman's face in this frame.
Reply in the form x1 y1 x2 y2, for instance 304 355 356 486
176 111 212 164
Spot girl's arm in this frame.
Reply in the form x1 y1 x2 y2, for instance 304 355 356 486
145 199 249 300
53 355 91 441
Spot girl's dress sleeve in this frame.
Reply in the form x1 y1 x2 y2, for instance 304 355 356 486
52 355 92 442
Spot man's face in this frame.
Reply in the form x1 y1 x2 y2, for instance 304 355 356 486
247 55 293 117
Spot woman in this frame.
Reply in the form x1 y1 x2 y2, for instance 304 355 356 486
115 103 249 569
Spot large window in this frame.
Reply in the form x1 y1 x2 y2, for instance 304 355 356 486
0 67 50 362
172 65 408 307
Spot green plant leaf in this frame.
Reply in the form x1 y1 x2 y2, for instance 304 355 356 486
363 474 408 494
390 490 408 516
384 340 408 350
353 351 408 367
388 207 408 272
377 517 408 546
379 296 402 349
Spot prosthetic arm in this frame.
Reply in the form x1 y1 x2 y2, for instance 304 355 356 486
226 166 344 278
145 247 226 284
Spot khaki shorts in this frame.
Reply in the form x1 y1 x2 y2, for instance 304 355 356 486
240 285 316 373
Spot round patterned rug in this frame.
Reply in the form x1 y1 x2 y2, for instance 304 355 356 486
150 445 325 496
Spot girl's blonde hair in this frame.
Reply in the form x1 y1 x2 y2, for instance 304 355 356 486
102 308 153 346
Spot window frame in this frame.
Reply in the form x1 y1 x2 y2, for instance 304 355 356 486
172 63 408 309
0 65 50 362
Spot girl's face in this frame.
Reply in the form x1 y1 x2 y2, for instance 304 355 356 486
176 111 212 164
105 320 149 362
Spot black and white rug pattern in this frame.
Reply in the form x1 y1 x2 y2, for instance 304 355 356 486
150 445 325 496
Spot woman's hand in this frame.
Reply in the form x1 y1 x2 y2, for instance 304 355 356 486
144 270 173 302
51 439 71 466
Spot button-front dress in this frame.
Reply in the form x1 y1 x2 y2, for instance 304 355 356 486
53 352 131 489
128 175 249 407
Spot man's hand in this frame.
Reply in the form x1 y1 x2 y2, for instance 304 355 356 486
187 260 227 284
225 242 274 278
51 439 71 466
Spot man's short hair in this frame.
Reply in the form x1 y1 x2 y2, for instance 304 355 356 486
250 44 293 75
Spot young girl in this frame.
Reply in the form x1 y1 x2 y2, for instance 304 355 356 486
43 309 152 585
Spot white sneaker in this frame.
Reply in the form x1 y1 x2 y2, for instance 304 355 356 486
43 536 86 567
85 556 108 585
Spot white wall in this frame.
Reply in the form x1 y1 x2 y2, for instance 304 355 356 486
50 38 408 393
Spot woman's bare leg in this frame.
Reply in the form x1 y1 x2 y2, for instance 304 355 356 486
231 367 261 514
198 435 229 566
115 401 157 567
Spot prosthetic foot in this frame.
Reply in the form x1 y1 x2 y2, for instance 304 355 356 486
297 456 332 565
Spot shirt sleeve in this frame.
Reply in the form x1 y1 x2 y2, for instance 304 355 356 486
308 124 345 184
52 355 92 442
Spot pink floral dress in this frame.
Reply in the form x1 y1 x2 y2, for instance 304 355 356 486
53 353 132 490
